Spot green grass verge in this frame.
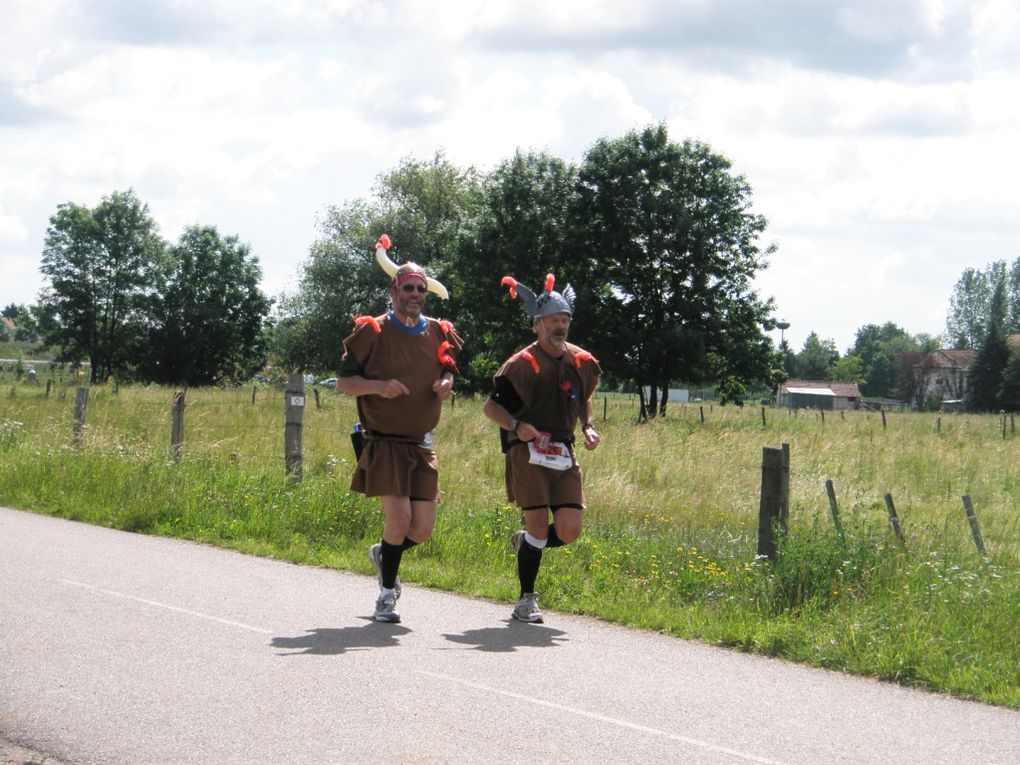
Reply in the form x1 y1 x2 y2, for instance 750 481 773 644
1 385 1019 708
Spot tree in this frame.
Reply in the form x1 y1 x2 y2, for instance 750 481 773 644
847 322 919 398
38 189 166 382
997 347 1020 411
576 124 777 419
946 261 1007 348
451 150 583 392
142 226 271 385
830 355 864 383
966 279 1010 412
794 333 837 380
273 153 480 373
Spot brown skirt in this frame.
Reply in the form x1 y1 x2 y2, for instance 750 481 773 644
350 439 439 500
504 443 585 509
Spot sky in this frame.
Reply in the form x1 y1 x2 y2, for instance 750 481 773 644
2 0 1019 354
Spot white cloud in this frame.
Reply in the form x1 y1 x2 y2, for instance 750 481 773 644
2 0 1019 356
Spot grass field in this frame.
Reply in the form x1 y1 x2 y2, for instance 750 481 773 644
2 381 1019 708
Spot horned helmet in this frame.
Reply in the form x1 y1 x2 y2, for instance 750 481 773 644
500 273 575 320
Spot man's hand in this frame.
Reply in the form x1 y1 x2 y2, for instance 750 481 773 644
515 421 539 442
375 379 410 398
433 376 453 401
582 424 600 451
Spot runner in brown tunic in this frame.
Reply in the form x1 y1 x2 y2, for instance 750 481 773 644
338 237 461 623
483 273 601 623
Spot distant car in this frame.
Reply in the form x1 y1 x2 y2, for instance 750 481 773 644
319 377 338 388
303 374 315 384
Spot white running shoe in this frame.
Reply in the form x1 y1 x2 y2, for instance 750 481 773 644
373 591 400 623
511 593 543 623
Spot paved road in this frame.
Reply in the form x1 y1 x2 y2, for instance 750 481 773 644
2 506 1018 764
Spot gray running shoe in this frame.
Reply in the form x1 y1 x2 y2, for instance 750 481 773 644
373 591 400 623
510 530 525 553
511 593 543 623
368 543 401 599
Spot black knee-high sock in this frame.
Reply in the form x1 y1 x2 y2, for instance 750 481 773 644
399 536 420 551
545 524 565 548
380 539 403 589
517 540 543 596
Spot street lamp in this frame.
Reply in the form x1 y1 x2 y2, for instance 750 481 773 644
777 320 790 347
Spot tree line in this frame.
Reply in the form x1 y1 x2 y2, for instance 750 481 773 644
36 189 270 385
272 124 781 418
17 123 1020 414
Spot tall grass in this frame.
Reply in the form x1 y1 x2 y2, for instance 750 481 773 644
2 383 1019 707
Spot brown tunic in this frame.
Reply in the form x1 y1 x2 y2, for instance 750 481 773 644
493 341 601 508
341 313 462 498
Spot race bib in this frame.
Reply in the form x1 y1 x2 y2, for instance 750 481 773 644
527 439 573 471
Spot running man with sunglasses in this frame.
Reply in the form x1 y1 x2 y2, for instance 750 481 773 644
337 235 462 623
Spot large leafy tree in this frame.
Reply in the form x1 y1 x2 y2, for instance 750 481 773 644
966 279 1010 412
946 261 1009 348
38 189 166 382
794 332 837 380
576 124 777 418
451 150 584 392
847 322 920 398
143 226 271 385
273 153 480 373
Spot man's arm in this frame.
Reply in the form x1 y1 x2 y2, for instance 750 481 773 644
482 396 538 442
580 399 600 451
338 375 409 399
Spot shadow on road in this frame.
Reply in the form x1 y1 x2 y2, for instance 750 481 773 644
440 621 568 653
271 618 411 655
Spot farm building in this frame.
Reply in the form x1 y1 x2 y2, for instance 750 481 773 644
776 379 862 410
912 349 976 408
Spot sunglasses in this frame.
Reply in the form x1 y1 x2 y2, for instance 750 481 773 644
400 284 428 294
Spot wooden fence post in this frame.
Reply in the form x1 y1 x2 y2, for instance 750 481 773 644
72 387 89 448
778 443 790 533
761 406 766 428
757 446 785 560
603 396 607 422
284 375 305 482
881 410 887 429
171 390 186 462
251 385 257 405
45 379 52 399
961 495 988 558
313 387 321 409
824 479 844 540
884 493 906 549
699 405 705 424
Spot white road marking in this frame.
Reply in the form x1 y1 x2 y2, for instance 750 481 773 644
418 670 789 765
59 579 274 634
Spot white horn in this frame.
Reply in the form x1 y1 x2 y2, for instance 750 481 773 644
427 277 449 300
375 243 399 278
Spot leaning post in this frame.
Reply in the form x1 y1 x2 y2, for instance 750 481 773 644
961 495 988 558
